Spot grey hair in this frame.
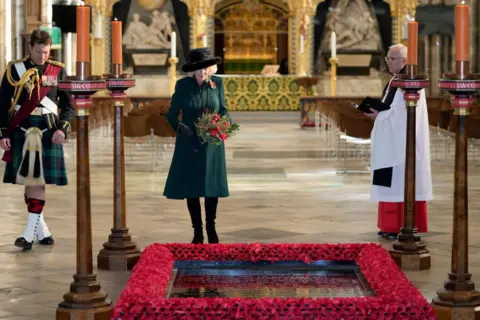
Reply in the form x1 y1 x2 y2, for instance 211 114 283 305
389 44 408 59
187 65 218 77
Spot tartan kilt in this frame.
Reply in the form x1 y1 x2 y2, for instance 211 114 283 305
3 115 68 186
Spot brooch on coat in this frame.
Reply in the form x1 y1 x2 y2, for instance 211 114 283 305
41 75 58 87
209 80 216 89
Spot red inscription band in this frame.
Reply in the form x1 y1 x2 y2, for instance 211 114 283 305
72 97 93 108
404 92 420 101
111 92 127 99
451 97 475 108
391 80 429 88
59 81 106 91
106 80 136 87
439 81 480 90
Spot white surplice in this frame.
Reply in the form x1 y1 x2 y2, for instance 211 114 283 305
369 83 433 202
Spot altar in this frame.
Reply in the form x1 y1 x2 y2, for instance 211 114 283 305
220 75 308 111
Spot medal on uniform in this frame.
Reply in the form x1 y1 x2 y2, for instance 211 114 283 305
41 75 58 87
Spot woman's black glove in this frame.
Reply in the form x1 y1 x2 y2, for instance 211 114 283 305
177 121 201 152
177 122 194 137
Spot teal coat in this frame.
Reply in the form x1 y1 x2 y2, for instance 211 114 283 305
163 75 231 199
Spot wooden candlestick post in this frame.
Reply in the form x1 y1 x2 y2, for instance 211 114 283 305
97 18 140 271
389 20 431 271
432 2 480 318
56 4 112 319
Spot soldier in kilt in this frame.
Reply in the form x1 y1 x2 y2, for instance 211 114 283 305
0 29 73 251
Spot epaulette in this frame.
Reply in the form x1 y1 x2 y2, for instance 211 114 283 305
7 58 25 68
47 59 65 68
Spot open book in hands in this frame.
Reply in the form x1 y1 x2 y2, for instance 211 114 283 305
353 97 391 114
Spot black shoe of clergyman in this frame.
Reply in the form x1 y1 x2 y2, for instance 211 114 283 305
39 236 54 245
386 233 398 240
14 237 33 251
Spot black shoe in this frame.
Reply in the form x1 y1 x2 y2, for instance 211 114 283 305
39 236 54 245
206 226 219 244
386 233 398 240
377 231 386 238
191 228 204 244
14 237 33 251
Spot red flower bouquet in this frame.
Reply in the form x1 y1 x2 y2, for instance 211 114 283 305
194 110 240 145
113 243 436 320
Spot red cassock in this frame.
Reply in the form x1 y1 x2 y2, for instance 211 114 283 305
377 201 428 233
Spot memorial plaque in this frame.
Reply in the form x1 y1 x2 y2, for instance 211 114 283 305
167 261 375 299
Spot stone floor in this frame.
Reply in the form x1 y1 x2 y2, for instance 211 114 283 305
0 111 479 319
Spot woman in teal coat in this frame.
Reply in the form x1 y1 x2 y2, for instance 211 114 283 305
163 48 231 244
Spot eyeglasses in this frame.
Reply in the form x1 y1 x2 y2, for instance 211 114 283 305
384 56 402 62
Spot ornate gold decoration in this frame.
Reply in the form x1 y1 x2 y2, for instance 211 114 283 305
136 0 167 11
288 0 319 11
47 59 65 68
220 1 284 60
387 0 420 45
6 62 41 110
222 75 306 111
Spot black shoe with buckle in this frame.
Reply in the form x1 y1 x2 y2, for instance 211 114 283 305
39 236 54 245
14 237 33 251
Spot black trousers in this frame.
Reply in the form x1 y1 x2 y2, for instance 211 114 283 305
186 197 218 229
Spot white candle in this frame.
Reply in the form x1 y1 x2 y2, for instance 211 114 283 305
203 35 207 47
331 31 336 57
171 31 176 57
300 35 304 54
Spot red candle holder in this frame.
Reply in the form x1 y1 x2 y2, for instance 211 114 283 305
56 66 113 319
388 68 431 271
96 64 140 271
431 60 480 319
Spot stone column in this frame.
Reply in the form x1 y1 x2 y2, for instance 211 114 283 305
40 0 51 27
0 0 6 72
289 0 316 75
471 0 479 72
14 0 24 59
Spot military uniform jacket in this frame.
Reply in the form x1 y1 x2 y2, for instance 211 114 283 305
0 58 74 139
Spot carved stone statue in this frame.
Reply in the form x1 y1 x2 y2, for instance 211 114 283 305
123 10 175 49
320 0 382 52
123 13 150 47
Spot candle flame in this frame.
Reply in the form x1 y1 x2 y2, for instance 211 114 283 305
77 0 85 5
114 17 118 21
461 0 466 4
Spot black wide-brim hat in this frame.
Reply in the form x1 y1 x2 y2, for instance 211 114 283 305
182 47 222 73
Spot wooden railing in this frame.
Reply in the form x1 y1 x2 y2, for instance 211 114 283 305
69 96 174 138
299 95 480 139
